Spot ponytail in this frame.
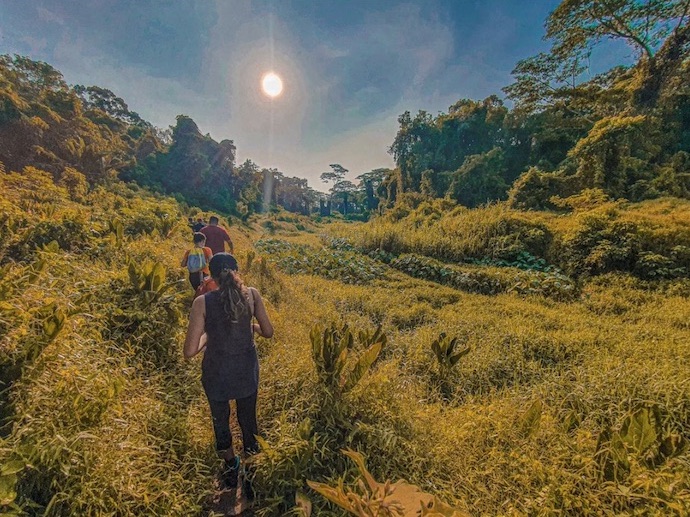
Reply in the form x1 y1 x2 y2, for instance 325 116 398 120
217 269 248 323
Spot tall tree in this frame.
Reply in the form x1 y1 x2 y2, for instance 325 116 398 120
320 164 348 204
541 0 690 109
356 168 390 210
332 180 358 215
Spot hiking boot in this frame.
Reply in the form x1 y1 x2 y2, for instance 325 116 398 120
221 455 240 489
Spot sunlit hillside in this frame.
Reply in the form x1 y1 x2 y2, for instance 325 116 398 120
2 165 690 516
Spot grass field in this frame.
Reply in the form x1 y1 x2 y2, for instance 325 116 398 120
2 168 690 515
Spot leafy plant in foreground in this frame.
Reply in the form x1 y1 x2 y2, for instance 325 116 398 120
595 406 688 482
0 456 24 514
305 449 469 516
107 218 125 247
127 260 174 305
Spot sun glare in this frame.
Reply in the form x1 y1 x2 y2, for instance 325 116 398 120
261 72 283 98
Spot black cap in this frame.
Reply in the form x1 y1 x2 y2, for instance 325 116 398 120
209 253 239 277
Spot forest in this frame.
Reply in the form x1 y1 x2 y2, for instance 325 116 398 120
1 0 690 515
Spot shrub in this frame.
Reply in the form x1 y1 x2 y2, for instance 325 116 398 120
4 214 91 262
256 239 389 285
508 167 579 210
390 253 577 300
553 206 690 278
344 202 553 263
58 167 89 202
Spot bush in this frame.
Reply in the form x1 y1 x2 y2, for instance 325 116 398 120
554 205 690 278
255 239 389 285
508 167 579 210
346 202 553 263
4 214 91 262
390 253 578 300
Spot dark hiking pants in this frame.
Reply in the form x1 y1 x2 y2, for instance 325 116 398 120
206 391 259 454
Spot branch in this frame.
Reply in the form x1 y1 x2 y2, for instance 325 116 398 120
675 0 690 32
597 2 655 59
523 75 596 124
612 11 654 58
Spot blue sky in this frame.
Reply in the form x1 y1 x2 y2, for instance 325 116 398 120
0 0 633 188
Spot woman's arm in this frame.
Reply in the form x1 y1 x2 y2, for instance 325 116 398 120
251 288 274 338
180 250 189 268
183 295 206 358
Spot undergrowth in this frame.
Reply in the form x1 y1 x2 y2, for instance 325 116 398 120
2 165 690 516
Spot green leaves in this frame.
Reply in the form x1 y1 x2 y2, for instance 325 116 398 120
596 405 689 482
430 332 470 401
40 302 66 342
311 323 385 397
0 459 23 507
256 239 388 285
126 260 171 305
519 399 543 438
342 342 383 393
431 333 470 371
108 218 125 246
620 407 658 453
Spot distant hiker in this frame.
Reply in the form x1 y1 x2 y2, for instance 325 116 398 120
181 232 213 291
192 217 205 233
188 217 195 233
200 216 233 255
183 253 274 493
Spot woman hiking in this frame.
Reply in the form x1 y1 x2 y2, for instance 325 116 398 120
183 253 274 493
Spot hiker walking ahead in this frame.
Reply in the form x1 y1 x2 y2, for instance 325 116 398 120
181 232 213 291
200 216 233 255
183 253 273 491
192 217 206 233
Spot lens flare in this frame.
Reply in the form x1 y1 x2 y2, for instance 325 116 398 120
261 72 283 97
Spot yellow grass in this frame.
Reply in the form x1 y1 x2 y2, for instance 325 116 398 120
2 167 689 515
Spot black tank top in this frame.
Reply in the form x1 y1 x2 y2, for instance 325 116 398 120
201 289 258 400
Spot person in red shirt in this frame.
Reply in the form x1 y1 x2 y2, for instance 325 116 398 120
200 216 234 255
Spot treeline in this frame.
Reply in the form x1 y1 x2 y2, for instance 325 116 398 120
2 1 689 217
384 0 690 209
0 55 328 218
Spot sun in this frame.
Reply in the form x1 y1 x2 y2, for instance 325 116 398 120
261 72 283 98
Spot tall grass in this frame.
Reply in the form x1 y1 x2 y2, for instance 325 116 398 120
2 166 690 515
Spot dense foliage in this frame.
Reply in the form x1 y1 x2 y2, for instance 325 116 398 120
3 0 689 218
0 55 321 218
386 0 690 209
2 163 690 516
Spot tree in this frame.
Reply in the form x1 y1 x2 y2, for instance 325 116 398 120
536 0 690 109
332 180 358 215
74 85 149 128
154 115 240 212
568 114 659 199
0 54 132 181
503 52 600 119
388 110 436 190
389 98 510 197
320 164 347 191
447 148 510 207
356 168 390 210
320 163 348 212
